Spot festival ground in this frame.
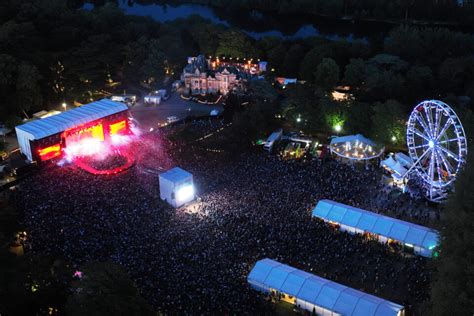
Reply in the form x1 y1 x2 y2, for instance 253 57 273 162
13 120 436 315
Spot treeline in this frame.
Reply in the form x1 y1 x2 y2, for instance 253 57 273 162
134 0 474 24
1 0 473 147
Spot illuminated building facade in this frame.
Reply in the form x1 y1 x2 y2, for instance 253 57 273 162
181 55 266 95
15 99 130 162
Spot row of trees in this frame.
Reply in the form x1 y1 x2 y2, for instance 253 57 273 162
2 0 474 128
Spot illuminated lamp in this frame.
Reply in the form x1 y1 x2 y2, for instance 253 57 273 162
38 144 61 161
176 185 194 202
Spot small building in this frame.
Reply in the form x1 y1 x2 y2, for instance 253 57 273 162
312 199 439 258
159 167 195 208
381 153 414 190
144 94 161 105
144 90 167 105
248 258 405 316
32 110 61 119
263 129 283 152
110 94 136 105
275 77 297 88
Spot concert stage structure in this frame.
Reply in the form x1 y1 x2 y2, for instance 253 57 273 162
15 99 130 162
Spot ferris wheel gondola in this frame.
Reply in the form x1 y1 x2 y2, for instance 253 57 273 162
406 100 468 202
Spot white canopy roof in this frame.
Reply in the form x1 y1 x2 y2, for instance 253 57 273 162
248 258 404 316
381 156 407 176
330 134 384 160
312 200 439 252
159 167 192 184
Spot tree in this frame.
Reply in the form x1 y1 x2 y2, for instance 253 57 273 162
343 58 365 87
430 150 474 315
345 101 373 135
16 63 42 113
0 54 17 116
371 99 406 146
66 262 153 316
314 58 340 91
299 45 330 81
406 65 434 98
225 100 276 151
248 79 278 103
142 39 166 86
216 29 258 58
281 44 306 77
266 43 286 72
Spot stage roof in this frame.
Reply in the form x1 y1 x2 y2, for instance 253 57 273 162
312 200 439 251
329 134 384 160
330 134 376 147
15 99 128 140
248 258 404 316
159 167 192 183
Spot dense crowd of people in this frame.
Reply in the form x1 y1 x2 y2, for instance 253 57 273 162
13 120 436 315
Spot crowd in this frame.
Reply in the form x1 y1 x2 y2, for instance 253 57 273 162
13 120 436 315
81 153 129 171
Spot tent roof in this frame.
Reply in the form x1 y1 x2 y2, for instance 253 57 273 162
394 152 413 167
15 99 128 140
330 134 384 160
248 258 404 316
312 200 439 250
159 167 192 183
330 134 376 147
381 157 407 176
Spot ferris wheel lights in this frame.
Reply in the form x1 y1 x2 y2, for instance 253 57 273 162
406 100 467 202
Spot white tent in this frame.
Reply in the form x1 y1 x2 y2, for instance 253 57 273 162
159 167 195 208
381 156 407 177
330 134 384 160
248 258 405 316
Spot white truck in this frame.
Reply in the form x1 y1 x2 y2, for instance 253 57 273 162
263 129 283 152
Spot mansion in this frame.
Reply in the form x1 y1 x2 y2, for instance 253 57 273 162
181 55 267 95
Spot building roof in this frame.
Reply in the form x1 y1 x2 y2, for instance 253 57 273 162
248 258 404 316
394 152 413 168
159 167 192 183
312 200 439 250
184 54 208 74
15 99 128 140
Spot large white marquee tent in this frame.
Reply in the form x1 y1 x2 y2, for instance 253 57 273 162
248 258 405 316
312 200 439 257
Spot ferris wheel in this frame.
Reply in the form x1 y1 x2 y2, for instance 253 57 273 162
406 100 468 202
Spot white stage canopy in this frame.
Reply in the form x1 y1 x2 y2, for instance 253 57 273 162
330 134 384 160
